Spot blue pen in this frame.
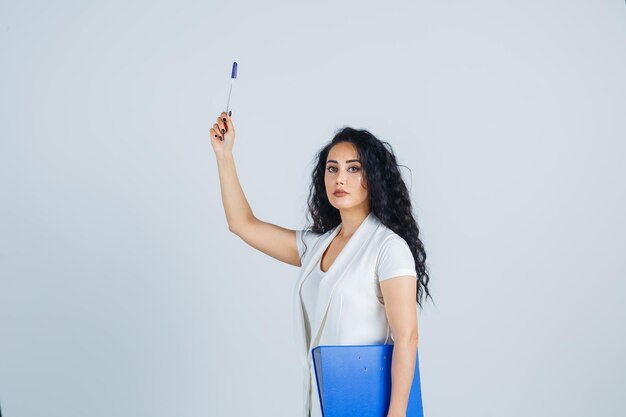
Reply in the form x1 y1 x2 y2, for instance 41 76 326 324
226 62 237 116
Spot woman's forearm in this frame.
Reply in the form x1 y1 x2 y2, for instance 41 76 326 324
215 151 254 233
387 338 418 417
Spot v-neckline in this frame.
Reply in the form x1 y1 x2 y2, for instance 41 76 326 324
318 257 327 274
318 212 372 274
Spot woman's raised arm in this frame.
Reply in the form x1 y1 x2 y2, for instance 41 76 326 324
210 112 301 267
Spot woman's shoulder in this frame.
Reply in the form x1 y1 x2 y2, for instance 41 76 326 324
370 218 409 247
370 219 417 280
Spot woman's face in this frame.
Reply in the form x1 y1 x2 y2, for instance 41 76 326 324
325 142 370 212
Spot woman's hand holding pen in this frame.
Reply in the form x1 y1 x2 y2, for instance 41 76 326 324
210 111 235 156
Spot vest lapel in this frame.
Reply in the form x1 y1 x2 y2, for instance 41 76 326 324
295 212 380 357
307 211 379 352
293 225 339 369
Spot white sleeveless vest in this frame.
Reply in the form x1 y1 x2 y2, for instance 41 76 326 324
293 211 418 417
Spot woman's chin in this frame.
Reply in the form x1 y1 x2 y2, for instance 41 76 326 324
330 199 357 210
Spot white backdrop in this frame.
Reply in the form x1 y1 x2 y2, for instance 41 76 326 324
1 1 625 416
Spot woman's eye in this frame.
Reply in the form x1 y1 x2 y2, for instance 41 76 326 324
327 166 360 173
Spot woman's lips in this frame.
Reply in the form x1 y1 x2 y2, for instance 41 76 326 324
333 191 349 197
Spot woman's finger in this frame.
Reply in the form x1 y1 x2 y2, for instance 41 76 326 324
210 127 221 141
225 112 234 132
212 123 223 141
216 115 226 135
220 112 229 132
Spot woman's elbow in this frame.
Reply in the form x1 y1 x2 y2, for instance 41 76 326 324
394 330 418 346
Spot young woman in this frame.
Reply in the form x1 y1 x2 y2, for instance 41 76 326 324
211 112 431 417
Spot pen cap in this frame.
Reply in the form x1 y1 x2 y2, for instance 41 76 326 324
231 62 238 79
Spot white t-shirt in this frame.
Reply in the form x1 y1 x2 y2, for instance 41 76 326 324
300 258 325 351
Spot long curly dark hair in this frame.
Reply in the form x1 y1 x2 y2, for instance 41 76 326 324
301 127 432 309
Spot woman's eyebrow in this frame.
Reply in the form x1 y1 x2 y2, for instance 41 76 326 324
326 159 361 164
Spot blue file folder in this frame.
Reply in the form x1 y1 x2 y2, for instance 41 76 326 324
312 344 424 417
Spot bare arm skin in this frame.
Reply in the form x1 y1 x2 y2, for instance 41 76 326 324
210 112 301 267
380 276 419 417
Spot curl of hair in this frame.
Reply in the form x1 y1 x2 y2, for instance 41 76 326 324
300 127 433 309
